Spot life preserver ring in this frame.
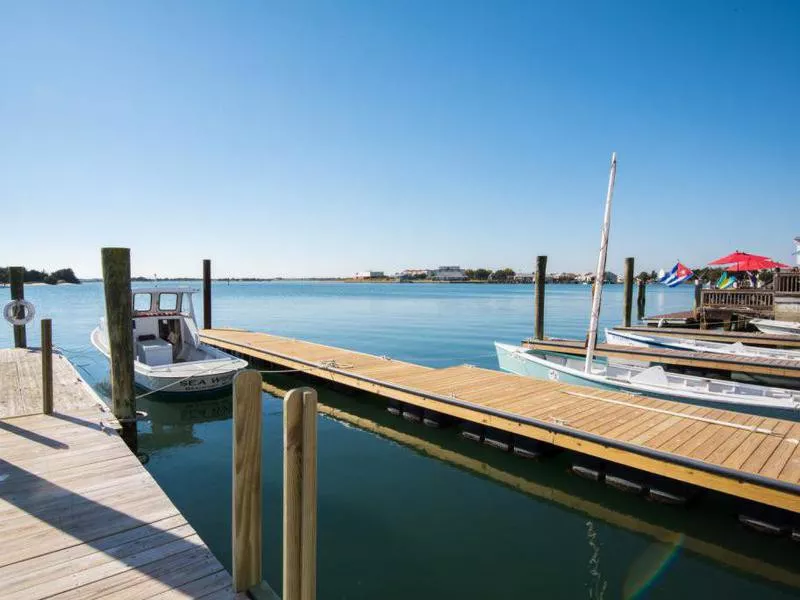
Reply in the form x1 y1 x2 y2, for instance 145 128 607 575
3 299 35 326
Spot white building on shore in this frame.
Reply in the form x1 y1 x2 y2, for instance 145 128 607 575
354 271 385 279
432 266 467 281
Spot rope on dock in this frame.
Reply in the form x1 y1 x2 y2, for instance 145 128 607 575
559 390 779 435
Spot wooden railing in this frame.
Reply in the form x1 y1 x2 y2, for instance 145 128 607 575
775 271 800 295
700 289 774 310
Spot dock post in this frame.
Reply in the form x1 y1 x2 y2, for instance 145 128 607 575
9 266 26 348
693 279 702 310
232 370 263 593
301 388 317 600
636 279 646 321
534 255 547 340
203 259 212 330
41 319 53 415
284 387 318 600
101 248 137 452
623 258 634 327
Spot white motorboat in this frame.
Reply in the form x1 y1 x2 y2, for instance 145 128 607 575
91 287 248 394
751 318 800 337
604 328 800 362
495 343 800 420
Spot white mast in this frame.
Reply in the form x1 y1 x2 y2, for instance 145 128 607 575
584 152 618 373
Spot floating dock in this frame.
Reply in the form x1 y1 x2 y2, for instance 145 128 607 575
521 337 800 381
0 348 243 599
201 329 800 515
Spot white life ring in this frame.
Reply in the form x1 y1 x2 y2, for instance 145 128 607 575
3 299 35 326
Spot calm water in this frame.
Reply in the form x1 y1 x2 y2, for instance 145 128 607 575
3 282 798 599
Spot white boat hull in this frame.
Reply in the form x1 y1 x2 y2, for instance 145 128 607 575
751 319 800 337
495 342 800 420
91 327 247 394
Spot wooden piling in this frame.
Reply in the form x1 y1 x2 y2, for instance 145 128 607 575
534 255 547 340
694 279 702 310
301 388 317 600
203 259 212 330
232 370 263 593
9 266 26 348
284 388 303 600
101 248 137 452
636 279 646 321
41 319 53 415
623 257 634 327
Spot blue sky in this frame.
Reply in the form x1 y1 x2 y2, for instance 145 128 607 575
1 1 798 278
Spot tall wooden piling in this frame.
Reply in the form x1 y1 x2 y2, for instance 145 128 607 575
9 266 26 348
232 370 263 593
101 248 137 452
694 279 702 310
636 279 646 321
301 388 318 600
534 255 547 340
203 259 212 330
284 387 318 600
623 258 634 327
284 388 303 600
41 319 53 415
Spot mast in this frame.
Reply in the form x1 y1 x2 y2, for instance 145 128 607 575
584 152 618 373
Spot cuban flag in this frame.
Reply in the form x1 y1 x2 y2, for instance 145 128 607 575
659 262 693 287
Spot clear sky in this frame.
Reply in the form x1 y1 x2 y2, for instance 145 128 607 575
1 0 798 278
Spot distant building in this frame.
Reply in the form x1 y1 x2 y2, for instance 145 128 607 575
432 266 467 281
354 271 385 279
399 269 432 279
514 272 534 283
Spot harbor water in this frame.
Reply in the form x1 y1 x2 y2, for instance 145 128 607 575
2 281 798 598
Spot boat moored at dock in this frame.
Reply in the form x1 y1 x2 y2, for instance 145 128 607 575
91 287 247 393
752 318 800 336
495 342 800 420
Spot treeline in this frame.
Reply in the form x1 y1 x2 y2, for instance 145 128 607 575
464 268 517 281
0 267 81 285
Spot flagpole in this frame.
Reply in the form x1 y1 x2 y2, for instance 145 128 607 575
585 152 617 373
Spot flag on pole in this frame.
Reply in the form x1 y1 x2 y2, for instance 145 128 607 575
658 262 693 287
717 271 736 289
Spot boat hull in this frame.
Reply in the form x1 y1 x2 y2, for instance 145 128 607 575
495 343 800 421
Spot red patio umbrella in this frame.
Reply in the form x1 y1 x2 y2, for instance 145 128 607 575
708 250 770 267
724 257 789 272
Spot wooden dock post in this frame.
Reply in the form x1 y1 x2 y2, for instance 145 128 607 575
636 279 646 321
693 279 702 310
284 387 318 600
41 319 53 415
232 370 263 593
623 258 634 327
301 388 318 600
9 266 26 348
534 256 547 340
203 259 212 330
101 248 137 452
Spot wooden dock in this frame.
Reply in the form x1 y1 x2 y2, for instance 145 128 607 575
0 348 243 599
200 329 800 515
521 338 800 381
613 325 800 349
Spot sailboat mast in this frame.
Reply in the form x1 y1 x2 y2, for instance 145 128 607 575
584 152 618 373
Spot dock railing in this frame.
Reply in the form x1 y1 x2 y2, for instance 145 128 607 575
775 271 800 295
700 288 774 311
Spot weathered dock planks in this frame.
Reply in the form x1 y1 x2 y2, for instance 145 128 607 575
201 329 800 514
0 348 244 599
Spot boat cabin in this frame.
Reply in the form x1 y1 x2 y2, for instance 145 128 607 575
131 287 201 366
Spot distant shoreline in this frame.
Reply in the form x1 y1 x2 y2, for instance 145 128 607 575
77 277 633 285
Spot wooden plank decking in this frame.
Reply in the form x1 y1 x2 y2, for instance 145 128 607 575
521 338 800 380
201 329 800 514
613 326 800 349
0 348 242 599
